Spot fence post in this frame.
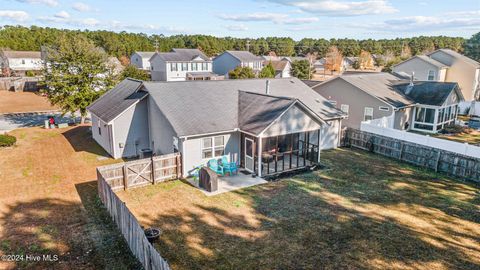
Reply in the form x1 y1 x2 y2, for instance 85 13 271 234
123 164 129 190
399 142 404 161
151 156 156 185
176 154 182 179
435 151 441 172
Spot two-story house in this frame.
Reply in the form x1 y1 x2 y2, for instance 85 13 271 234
0 50 43 76
393 49 480 113
213 51 264 77
130 51 156 70
150 48 220 81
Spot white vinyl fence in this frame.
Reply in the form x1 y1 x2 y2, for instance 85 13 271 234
361 121 480 158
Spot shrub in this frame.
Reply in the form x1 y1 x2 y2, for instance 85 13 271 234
25 70 36 77
0 134 16 147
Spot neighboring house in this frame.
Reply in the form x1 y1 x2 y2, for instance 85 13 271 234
88 78 345 178
266 60 291 78
342 57 358 70
150 48 220 81
130 51 155 70
309 73 463 133
0 50 43 76
213 50 264 76
393 49 480 112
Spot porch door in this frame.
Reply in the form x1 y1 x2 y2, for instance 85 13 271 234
244 137 254 172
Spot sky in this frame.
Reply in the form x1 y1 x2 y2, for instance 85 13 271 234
0 0 479 40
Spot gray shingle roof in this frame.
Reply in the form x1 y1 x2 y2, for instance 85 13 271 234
144 78 344 137
315 73 462 108
238 91 295 135
428 49 480 68
393 55 448 69
225 51 263 62
135 51 156 59
154 48 209 62
1 50 41 59
394 81 462 106
87 79 145 123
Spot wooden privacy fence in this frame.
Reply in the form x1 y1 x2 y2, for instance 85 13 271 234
344 128 480 183
98 152 182 191
97 170 171 270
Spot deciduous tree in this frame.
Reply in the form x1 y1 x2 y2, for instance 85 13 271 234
324 46 343 73
259 62 275 78
228 66 255 79
42 35 117 123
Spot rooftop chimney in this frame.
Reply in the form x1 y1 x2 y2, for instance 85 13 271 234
265 80 270 95
405 72 415 95
409 71 415 86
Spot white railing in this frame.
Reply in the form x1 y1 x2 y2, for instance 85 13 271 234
360 121 480 158
363 115 395 129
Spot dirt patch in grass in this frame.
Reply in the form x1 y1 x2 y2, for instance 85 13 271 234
0 126 140 269
118 148 480 270
0 91 57 114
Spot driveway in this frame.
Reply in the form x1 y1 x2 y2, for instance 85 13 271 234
0 111 86 133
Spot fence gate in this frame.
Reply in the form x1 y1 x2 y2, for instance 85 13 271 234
124 159 153 188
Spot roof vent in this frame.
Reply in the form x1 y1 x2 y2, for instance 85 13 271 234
265 80 270 95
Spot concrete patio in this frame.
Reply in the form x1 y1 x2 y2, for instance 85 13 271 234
186 172 267 196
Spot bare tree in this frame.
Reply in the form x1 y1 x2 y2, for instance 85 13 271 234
324 46 343 74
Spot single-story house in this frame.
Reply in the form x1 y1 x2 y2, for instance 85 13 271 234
309 73 464 133
213 51 264 76
266 60 291 78
0 50 43 76
88 78 345 178
130 51 156 70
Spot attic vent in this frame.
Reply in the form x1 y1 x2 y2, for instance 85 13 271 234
290 80 295 83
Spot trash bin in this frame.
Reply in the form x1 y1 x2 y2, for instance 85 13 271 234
199 167 218 192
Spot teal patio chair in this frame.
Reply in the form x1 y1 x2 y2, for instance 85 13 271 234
208 159 224 176
221 156 238 175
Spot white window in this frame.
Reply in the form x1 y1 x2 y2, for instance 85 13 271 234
192 63 198 71
427 70 435 81
340 104 349 114
170 63 178 72
329 100 337 106
21 59 25 64
201 63 208 71
379 106 390 111
181 63 188 71
364 107 374 121
202 136 225 159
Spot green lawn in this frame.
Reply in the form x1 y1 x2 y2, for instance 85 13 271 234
118 148 480 270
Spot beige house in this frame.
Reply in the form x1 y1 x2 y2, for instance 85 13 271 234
393 49 480 112
308 73 464 134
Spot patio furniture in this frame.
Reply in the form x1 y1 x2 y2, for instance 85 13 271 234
221 156 238 175
208 159 224 176
199 166 218 192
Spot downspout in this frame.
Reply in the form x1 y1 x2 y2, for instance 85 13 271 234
257 136 262 178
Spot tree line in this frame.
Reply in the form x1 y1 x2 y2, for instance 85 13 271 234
0 25 474 60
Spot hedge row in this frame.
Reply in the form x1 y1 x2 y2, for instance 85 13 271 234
0 134 16 147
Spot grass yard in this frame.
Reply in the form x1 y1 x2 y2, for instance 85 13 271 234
0 126 140 269
434 130 480 145
0 91 57 114
118 148 480 270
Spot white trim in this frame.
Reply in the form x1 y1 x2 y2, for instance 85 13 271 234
379 106 390 111
257 137 262 177
244 137 255 173
111 120 117 158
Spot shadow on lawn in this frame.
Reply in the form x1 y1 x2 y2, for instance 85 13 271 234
62 126 110 158
147 149 480 270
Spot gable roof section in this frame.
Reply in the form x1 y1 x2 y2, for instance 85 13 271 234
302 80 323 88
87 79 145 123
428 49 480 68
144 78 344 137
134 51 156 60
339 73 413 107
393 81 462 106
266 60 289 71
393 55 448 69
225 50 263 62
154 48 209 62
238 91 295 135
2 51 41 59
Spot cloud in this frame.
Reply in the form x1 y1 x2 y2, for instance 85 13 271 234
219 12 318 25
266 0 397 16
0 10 29 22
54 11 70 19
226 24 249 31
16 0 58 7
38 15 99 27
108 21 187 34
72 2 92 12
352 11 480 32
